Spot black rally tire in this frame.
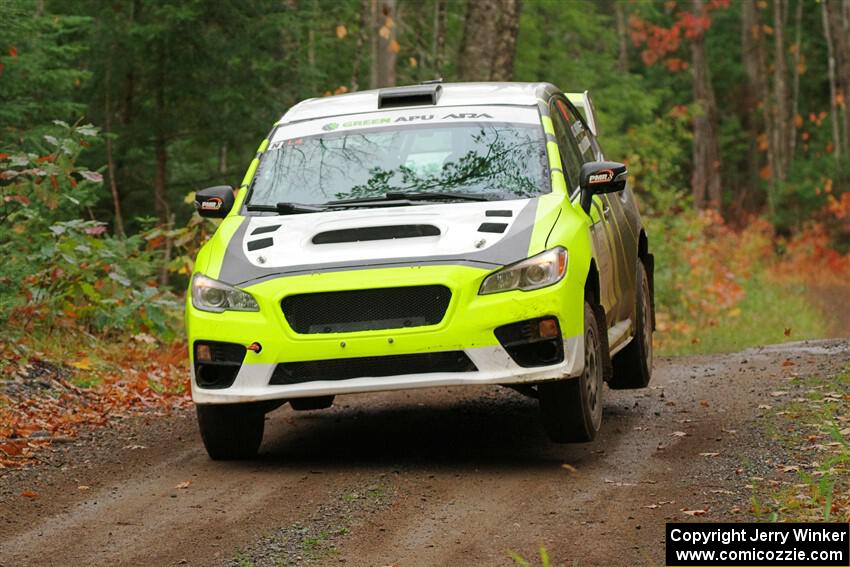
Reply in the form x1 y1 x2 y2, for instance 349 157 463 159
196 403 265 460
538 301 604 443
609 261 653 389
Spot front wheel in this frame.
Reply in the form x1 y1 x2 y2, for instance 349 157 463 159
538 302 604 443
610 260 653 389
196 403 265 460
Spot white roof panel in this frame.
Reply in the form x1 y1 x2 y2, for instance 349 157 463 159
279 82 559 124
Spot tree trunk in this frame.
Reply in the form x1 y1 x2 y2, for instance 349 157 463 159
841 0 850 159
459 0 521 81
823 0 842 160
490 0 522 81
351 0 370 91
373 0 397 88
432 0 447 77
104 60 125 237
789 0 803 159
772 0 791 180
824 0 850 162
369 0 379 89
154 46 170 286
742 0 774 213
842 0 850 160
690 0 722 210
615 1 629 73
218 142 228 175
458 0 499 81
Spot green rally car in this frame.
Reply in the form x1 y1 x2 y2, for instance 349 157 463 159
188 82 655 460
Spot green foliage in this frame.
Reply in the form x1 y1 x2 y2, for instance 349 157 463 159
617 111 692 215
23 219 179 337
0 0 91 145
0 123 178 337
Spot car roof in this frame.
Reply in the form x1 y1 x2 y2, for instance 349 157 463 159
279 82 560 125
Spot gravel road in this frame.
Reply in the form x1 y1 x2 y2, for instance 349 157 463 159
1 339 848 567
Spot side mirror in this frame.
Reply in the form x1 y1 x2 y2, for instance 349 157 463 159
194 186 235 218
579 161 627 214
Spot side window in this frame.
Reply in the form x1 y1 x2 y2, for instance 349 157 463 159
555 98 595 163
548 99 583 193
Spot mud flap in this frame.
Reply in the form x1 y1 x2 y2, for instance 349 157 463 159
644 253 656 331
592 303 613 382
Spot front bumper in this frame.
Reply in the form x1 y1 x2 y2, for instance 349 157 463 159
187 263 586 404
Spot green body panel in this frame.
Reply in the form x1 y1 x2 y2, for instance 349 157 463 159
187 257 587 366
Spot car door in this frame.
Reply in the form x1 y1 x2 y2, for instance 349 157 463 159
555 96 636 324
548 96 617 326
581 120 640 323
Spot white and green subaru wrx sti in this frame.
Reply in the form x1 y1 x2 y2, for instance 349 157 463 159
187 82 655 460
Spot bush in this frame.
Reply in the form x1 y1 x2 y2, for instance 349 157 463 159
0 122 179 338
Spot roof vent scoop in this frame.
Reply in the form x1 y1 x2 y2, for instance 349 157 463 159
378 84 442 109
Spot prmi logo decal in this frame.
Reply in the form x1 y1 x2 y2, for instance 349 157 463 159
200 197 223 210
588 169 614 184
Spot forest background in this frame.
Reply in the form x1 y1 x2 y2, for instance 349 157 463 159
1 0 848 380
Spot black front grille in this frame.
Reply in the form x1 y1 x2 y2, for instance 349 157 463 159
281 285 451 334
270 351 476 385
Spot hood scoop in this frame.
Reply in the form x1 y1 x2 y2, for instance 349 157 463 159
312 224 441 245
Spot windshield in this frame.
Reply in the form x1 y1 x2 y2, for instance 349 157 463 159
247 105 549 207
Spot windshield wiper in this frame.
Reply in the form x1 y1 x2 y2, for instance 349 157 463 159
387 191 497 202
246 202 327 215
327 191 498 207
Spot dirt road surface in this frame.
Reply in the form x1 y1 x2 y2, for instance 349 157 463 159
1 339 849 567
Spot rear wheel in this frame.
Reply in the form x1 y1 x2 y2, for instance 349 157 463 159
196 403 265 460
610 261 653 389
539 302 604 443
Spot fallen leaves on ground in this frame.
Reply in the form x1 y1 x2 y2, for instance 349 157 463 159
0 340 189 469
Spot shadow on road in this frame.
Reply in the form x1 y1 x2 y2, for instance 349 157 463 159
252 387 645 470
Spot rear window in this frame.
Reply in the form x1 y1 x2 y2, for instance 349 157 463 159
248 105 549 206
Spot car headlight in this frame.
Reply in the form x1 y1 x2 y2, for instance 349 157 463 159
191 274 259 313
479 247 567 295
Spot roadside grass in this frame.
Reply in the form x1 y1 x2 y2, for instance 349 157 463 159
750 367 850 521
508 546 583 567
656 277 827 356
508 546 554 567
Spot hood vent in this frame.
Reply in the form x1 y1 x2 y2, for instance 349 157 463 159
251 224 280 235
312 224 441 244
478 222 508 234
247 237 274 251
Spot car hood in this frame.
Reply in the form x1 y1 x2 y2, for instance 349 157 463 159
214 198 557 286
